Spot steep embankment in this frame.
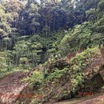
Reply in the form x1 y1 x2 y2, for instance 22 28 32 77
0 48 104 104
0 71 30 104
28 47 104 104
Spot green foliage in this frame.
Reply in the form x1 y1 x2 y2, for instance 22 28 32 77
58 18 104 56
26 71 44 88
70 47 100 92
19 57 28 65
98 0 104 11
0 51 12 77
0 55 8 72
86 8 97 23
46 67 69 81
59 22 93 55
71 73 84 92
0 5 12 37
92 16 104 33
8 38 43 68
60 35 71 55
0 0 104 78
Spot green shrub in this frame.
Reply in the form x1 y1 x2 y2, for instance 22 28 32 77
70 47 100 92
98 0 104 11
46 67 69 81
26 71 44 88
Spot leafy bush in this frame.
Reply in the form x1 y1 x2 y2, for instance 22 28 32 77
70 47 100 92
26 71 44 88
46 67 69 81
98 0 104 11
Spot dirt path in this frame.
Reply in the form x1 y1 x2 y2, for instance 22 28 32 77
0 71 29 104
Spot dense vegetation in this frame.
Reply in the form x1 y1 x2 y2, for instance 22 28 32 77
0 0 104 104
24 47 102 104
0 0 104 77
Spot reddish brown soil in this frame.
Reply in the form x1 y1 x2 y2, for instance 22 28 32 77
0 71 29 104
55 93 104 104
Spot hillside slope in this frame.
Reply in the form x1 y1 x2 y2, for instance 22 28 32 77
0 71 30 104
0 48 104 104
15 47 104 104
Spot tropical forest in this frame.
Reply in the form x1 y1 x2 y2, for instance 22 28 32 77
0 0 104 104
